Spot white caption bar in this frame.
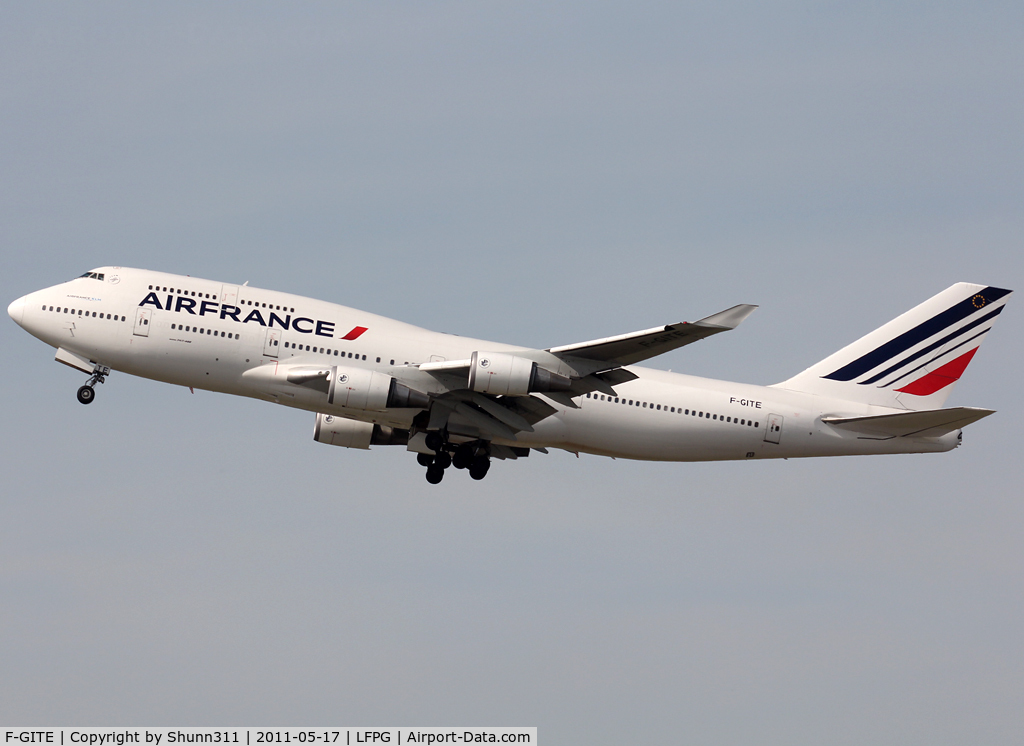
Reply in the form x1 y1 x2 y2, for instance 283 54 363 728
1 730 536 746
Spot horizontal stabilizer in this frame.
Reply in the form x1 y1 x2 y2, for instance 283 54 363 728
822 406 994 438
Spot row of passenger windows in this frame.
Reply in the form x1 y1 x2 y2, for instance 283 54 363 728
584 392 760 427
283 342 407 367
148 281 304 316
149 284 217 300
241 299 295 312
284 341 367 359
170 323 239 339
43 305 125 321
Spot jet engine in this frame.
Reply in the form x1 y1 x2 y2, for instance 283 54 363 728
467 351 572 396
314 413 410 449
328 366 430 411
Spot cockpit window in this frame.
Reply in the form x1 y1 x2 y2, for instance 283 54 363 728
79 271 105 281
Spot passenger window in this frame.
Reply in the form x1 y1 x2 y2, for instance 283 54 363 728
376 357 381 363
390 360 395 365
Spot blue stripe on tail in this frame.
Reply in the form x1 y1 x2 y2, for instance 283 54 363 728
823 286 1010 382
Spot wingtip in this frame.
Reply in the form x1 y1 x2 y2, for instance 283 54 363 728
696 303 758 329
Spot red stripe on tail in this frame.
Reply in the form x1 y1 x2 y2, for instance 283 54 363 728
895 347 978 396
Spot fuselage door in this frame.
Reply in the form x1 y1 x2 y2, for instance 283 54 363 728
263 328 282 357
133 307 152 337
764 413 783 444
221 284 239 307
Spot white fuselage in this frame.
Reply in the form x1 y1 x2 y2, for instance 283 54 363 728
8 267 960 462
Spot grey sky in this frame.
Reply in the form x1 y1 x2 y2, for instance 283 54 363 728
1 3 1022 743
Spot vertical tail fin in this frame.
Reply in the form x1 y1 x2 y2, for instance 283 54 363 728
772 283 1012 410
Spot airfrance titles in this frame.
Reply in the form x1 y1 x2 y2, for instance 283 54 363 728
138 292 335 338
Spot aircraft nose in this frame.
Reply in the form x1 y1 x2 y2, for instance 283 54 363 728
8 295 27 326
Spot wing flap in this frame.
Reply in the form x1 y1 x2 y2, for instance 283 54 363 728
822 406 994 438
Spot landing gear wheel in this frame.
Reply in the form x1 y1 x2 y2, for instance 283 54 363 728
452 447 473 470
434 451 452 470
424 431 445 453
469 457 490 481
77 386 95 405
417 453 434 467
425 465 445 484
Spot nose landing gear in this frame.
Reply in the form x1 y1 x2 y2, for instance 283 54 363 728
76 365 110 405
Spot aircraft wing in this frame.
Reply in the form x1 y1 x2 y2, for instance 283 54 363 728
414 303 757 440
547 304 758 370
417 303 758 378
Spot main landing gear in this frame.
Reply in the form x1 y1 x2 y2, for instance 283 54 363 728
76 365 110 405
419 433 491 484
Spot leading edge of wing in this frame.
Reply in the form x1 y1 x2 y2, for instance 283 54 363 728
547 303 758 367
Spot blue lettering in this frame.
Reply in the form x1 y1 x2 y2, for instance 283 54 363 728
316 320 335 337
269 312 291 330
293 317 314 333
139 292 163 310
200 300 220 316
243 309 267 326
175 296 197 314
220 304 240 321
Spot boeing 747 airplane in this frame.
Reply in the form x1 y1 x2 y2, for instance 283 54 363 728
7 269 1012 483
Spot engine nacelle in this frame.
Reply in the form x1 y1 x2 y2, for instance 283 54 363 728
467 351 572 396
314 413 410 449
328 366 430 411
